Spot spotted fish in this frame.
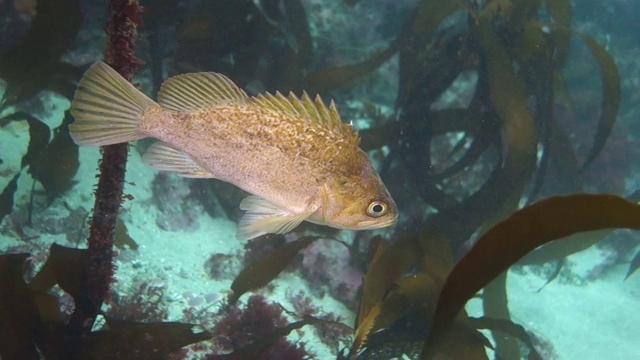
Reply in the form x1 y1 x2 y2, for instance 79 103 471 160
69 62 398 239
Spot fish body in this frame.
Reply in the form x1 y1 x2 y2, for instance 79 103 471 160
69 62 397 239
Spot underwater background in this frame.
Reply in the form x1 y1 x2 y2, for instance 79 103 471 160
0 0 639 359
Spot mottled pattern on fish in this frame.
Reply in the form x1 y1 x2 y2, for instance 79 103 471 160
69 62 398 239
143 103 361 211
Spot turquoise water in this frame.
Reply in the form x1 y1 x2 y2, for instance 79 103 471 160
1 1 639 359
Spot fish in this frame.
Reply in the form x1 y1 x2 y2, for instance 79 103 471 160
69 61 398 240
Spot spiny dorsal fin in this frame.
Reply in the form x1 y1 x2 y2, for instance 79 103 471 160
252 91 357 141
158 72 248 112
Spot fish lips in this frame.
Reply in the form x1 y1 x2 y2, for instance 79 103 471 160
354 214 398 230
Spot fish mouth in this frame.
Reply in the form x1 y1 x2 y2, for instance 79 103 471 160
356 215 398 230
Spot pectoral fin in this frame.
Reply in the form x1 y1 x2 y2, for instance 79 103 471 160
237 195 312 240
142 142 213 178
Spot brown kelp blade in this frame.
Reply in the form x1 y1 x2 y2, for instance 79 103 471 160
282 0 313 67
0 0 82 107
29 244 94 312
79 319 211 360
28 111 79 204
625 249 640 281
114 218 139 250
543 0 572 65
0 173 20 222
0 253 40 359
575 32 621 170
467 316 542 360
411 0 466 35
0 112 51 169
352 232 453 356
304 41 398 95
356 233 423 327
228 236 318 304
433 319 490 360
540 22 621 170
422 194 640 358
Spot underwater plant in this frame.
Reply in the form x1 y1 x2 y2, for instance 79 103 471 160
1 0 638 359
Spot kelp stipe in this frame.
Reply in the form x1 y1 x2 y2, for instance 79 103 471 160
0 0 210 358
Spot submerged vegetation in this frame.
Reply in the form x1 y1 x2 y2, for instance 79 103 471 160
0 0 638 359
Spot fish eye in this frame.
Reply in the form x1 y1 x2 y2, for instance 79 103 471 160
367 201 387 217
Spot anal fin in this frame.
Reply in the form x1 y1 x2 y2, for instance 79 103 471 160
142 142 213 178
237 195 312 240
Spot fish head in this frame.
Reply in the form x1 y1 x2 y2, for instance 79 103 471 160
320 161 398 231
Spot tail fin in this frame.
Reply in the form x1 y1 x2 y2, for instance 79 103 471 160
69 61 157 146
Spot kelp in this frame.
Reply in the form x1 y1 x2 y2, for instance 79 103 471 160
208 316 323 360
174 1 397 97
626 250 640 280
0 0 82 109
0 174 19 222
467 316 540 359
572 31 621 169
356 233 423 328
114 218 139 251
370 0 622 252
350 226 540 359
330 194 640 359
521 191 640 265
79 319 210 360
351 231 458 356
228 236 318 305
304 41 399 95
0 245 210 359
28 111 79 204
343 6 625 356
0 112 51 169
1 1 630 359
0 110 77 217
0 253 41 359
421 194 640 358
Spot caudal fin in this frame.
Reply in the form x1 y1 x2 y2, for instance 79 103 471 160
69 61 157 146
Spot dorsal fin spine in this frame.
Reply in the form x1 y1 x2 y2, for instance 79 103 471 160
328 100 340 131
250 89 358 144
288 92 306 118
301 92 321 124
314 95 330 127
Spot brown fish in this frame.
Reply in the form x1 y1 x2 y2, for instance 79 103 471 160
69 62 397 239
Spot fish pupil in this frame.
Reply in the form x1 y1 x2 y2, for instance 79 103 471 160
367 202 386 217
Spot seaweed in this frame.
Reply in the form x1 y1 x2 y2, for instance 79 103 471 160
228 236 318 305
625 249 640 281
0 174 19 222
28 111 79 204
1 0 211 357
81 0 143 318
114 218 139 251
173 1 397 96
0 110 78 217
0 0 82 109
343 194 640 359
0 246 210 359
1 0 633 358
422 195 640 358
369 0 622 252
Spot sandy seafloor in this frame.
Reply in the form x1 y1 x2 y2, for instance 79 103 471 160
0 94 639 359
